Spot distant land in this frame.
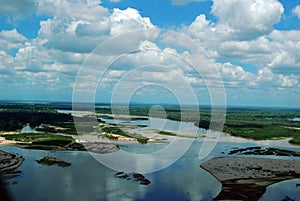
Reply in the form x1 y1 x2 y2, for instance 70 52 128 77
1 100 300 110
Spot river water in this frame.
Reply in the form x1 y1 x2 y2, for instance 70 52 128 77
1 115 300 201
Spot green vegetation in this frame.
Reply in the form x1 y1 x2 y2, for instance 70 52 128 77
1 102 300 145
36 122 77 134
101 126 149 144
99 115 114 119
1 133 75 146
196 108 300 144
224 124 300 140
101 126 131 137
136 136 149 144
289 136 300 145
103 133 119 141
158 130 177 136
0 110 73 131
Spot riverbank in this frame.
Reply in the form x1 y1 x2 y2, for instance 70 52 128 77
0 130 120 154
201 156 300 200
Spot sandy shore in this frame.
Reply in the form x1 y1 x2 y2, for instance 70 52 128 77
201 156 300 200
0 136 17 145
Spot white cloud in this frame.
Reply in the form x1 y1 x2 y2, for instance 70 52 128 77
37 0 109 21
75 22 111 37
0 2 159 99
110 8 155 35
0 0 299 105
14 42 51 72
188 14 210 32
212 29 300 74
36 0 110 53
217 62 255 83
293 5 300 19
0 29 27 55
181 3 299 79
49 50 87 65
138 40 161 51
216 36 273 66
0 29 27 43
266 30 300 73
0 50 14 74
38 17 106 53
211 0 284 40
37 6 156 53
256 68 299 88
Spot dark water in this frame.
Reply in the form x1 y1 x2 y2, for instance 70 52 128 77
1 139 300 201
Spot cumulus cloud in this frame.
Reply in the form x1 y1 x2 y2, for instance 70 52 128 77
110 8 155 35
211 0 284 40
14 41 52 72
216 36 273 66
37 0 109 20
0 1 161 101
217 62 255 84
38 18 102 53
37 4 156 53
256 68 299 88
293 5 300 19
0 50 15 75
267 30 300 74
180 0 298 80
0 29 27 53
0 0 299 105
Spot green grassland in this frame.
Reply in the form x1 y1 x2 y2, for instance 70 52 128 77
196 108 300 144
158 130 177 136
101 126 149 144
1 133 75 146
1 102 300 145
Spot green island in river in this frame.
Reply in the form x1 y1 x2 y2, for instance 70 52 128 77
1 102 300 145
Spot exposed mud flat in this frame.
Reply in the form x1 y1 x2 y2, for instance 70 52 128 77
201 156 300 200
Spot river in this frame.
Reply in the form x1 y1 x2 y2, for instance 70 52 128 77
1 114 300 201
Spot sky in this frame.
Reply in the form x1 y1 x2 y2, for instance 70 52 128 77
0 0 300 107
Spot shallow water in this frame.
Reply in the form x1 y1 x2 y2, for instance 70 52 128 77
2 138 300 201
1 143 221 201
293 117 300 122
20 124 39 133
3 112 300 201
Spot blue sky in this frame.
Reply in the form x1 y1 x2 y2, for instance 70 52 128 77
0 0 300 107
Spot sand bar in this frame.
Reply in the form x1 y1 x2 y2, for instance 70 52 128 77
201 156 300 200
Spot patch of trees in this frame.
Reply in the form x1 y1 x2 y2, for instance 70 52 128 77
0 111 73 131
194 119 224 130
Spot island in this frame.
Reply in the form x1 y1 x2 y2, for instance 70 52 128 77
200 156 300 200
0 150 24 176
114 172 151 185
36 157 71 167
0 132 120 154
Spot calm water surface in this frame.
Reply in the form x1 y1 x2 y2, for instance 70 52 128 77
2 115 300 201
293 118 300 122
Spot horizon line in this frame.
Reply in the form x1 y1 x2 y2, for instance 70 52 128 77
0 100 300 110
